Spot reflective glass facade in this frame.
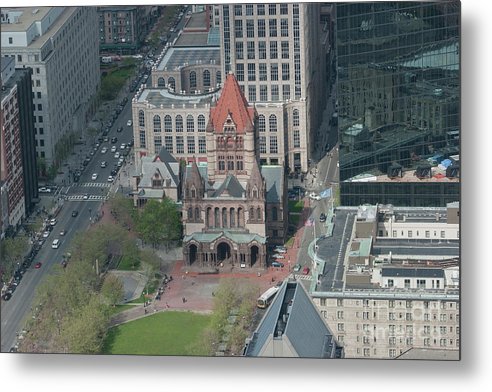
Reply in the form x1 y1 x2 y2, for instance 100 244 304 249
336 2 460 206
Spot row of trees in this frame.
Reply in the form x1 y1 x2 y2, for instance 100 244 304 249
188 279 259 356
0 236 28 283
19 224 139 353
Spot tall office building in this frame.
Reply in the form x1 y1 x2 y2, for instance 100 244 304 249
1 56 37 233
218 3 328 173
335 2 460 206
1 7 100 167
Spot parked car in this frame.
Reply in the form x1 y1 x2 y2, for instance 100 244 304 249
72 210 79 217
320 213 327 222
274 246 287 253
50 218 57 226
293 263 302 272
34 262 42 269
107 176 114 183
42 231 50 238
114 152 120 159
111 145 117 153
127 120 132 126
271 261 284 268
117 126 123 133
101 147 108 154
100 161 107 168
111 137 118 144
309 192 321 201
91 173 98 181
302 266 310 275
272 253 285 259
120 143 126 150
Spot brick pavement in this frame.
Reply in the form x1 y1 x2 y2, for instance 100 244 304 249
105 197 311 327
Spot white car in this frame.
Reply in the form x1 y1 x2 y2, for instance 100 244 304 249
114 152 120 159
107 176 114 183
101 147 108 154
50 218 57 226
127 120 132 126
91 173 98 181
309 192 321 201
42 231 50 238
120 143 126 150
83 194 89 200
111 145 117 153
100 161 107 168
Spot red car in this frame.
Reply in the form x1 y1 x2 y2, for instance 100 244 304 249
302 266 310 275
34 262 42 269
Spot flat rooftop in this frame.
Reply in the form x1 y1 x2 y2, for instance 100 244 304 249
156 46 220 72
135 88 218 107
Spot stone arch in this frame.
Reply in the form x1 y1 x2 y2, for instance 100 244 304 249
250 245 260 267
158 77 166 87
189 244 198 265
217 241 231 262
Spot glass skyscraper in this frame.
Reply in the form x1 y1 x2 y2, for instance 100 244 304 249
335 1 460 206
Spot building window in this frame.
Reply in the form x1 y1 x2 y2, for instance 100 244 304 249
153 115 161 132
257 19 265 37
168 77 176 90
203 70 211 88
269 135 278 154
257 4 265 15
9 37 13 44
337 323 344 332
189 71 197 90
280 3 288 15
268 4 277 15
337 311 344 319
441 231 446 238
281 41 290 59
216 71 221 85
387 279 394 288
236 64 244 81
259 136 267 154
154 136 162 151
282 63 290 80
259 41 266 59
271 85 279 101
198 115 206 132
138 110 145 127
247 63 256 81
246 20 255 38
246 4 253 15
270 41 278 59
175 115 183 132
293 130 300 148
234 20 243 38
187 136 195 154
247 41 255 59
164 115 172 132
187 115 194 132
198 136 206 154
234 4 242 16
139 130 146 148
248 86 256 102
404 279 410 289
258 115 266 132
235 42 244 59
269 115 278 132
389 349 397 358
176 136 184 154
280 19 289 37
282 85 290 100
158 77 165 87
165 136 173 153
38 116 43 123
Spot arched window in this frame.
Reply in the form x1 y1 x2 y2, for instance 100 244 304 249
272 207 278 221
257 207 262 220
187 207 193 220
293 109 299 127
195 207 200 221
215 207 220 227
168 77 176 90
138 110 145 127
216 70 222 85
252 186 258 199
198 115 206 132
269 114 277 132
191 187 196 198
222 207 228 228
203 70 211 88
187 115 194 132
189 71 197 90
230 208 235 227
258 115 266 132
153 115 161 132
175 115 183 132
158 77 165 87
164 115 172 132
249 207 254 221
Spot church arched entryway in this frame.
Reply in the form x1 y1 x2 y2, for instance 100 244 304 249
217 242 231 262
250 245 259 267
189 244 198 265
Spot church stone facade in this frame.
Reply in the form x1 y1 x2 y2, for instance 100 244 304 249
182 73 287 270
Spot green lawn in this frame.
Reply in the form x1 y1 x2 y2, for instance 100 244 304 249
102 311 211 356
117 255 140 271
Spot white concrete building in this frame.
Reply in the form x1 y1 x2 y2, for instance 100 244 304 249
1 7 100 166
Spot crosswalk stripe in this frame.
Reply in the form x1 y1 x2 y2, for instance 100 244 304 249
76 182 111 188
66 195 107 201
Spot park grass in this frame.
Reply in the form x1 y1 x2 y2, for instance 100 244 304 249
107 304 135 316
288 200 304 213
101 311 211 356
117 255 140 271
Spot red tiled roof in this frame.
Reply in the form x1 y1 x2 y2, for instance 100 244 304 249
209 73 255 134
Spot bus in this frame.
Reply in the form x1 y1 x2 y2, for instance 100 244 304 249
257 286 280 309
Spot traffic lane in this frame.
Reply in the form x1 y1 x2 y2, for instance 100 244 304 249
0 199 95 352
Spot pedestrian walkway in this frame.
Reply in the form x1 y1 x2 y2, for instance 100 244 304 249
65 195 107 202
76 182 112 188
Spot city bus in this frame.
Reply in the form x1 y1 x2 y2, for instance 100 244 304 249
257 286 280 309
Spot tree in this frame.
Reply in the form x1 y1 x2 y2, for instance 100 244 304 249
101 274 124 306
108 193 135 229
0 236 28 280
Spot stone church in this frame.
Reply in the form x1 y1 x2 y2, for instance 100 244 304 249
182 73 287 270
